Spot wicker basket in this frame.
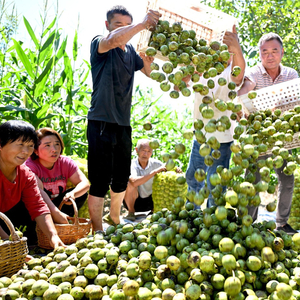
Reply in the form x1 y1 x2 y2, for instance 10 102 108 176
136 0 237 61
36 199 92 249
0 212 28 277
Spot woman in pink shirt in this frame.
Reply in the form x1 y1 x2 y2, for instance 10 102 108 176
0 121 64 247
26 128 90 223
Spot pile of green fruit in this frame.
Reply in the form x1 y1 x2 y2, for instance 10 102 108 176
152 171 187 212
289 166 300 230
145 19 241 99
1 203 300 300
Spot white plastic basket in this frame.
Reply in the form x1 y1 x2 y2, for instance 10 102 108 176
238 78 300 114
136 0 238 61
237 78 300 154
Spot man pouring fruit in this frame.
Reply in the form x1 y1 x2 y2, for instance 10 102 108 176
238 32 299 235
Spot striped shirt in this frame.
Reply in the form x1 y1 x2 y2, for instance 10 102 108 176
245 63 298 90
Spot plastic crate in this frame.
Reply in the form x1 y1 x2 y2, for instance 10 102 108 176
238 78 300 114
136 0 238 61
258 131 300 156
238 78 300 154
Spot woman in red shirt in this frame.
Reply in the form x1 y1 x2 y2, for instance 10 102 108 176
0 120 64 247
26 128 90 223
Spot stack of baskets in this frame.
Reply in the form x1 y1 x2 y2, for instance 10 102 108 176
0 212 28 277
36 199 92 249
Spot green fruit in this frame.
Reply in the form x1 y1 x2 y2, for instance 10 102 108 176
162 62 174 74
160 81 171 92
165 159 175 171
170 90 180 99
150 62 159 70
149 139 159 150
248 91 257 99
145 47 157 57
231 66 242 77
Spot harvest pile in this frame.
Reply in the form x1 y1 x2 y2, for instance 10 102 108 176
289 167 300 230
2 16 300 300
1 209 300 300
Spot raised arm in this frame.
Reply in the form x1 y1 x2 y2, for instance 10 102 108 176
99 9 160 54
223 25 245 86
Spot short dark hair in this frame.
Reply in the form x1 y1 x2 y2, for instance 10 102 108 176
31 127 64 160
107 5 133 24
0 120 37 148
258 32 283 49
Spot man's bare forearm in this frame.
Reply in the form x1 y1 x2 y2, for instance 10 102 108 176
101 23 146 52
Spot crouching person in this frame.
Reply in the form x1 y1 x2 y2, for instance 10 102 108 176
124 139 167 220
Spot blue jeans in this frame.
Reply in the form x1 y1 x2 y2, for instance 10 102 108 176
186 139 232 208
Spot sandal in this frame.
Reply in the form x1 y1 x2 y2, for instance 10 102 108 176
125 212 136 221
103 214 118 226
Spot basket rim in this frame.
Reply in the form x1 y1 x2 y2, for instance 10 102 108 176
0 212 22 242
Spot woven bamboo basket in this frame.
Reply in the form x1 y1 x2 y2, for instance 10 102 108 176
0 212 28 277
36 199 91 249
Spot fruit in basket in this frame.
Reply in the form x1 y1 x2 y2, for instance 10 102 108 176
172 22 182 33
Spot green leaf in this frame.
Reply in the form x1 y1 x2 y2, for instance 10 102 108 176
139 113 150 120
23 17 39 48
40 31 56 54
73 30 78 61
248 50 257 59
12 39 35 79
0 105 29 112
35 57 54 85
56 38 68 61
42 17 57 38
35 104 49 119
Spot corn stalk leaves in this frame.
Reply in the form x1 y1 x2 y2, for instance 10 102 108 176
11 39 34 78
41 17 57 38
0 105 29 112
73 30 78 62
23 17 39 48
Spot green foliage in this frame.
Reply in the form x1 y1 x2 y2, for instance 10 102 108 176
0 2 193 168
201 0 300 73
0 2 91 157
131 86 193 172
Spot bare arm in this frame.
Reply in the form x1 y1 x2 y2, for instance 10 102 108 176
35 176 69 224
63 169 90 202
98 10 160 54
139 52 155 77
0 226 9 240
35 214 65 249
237 78 256 96
129 165 166 187
223 25 245 86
